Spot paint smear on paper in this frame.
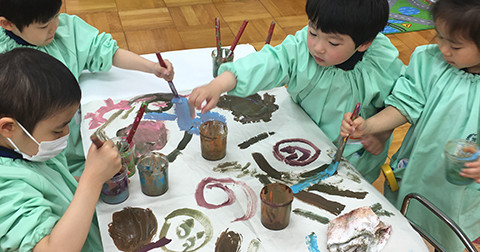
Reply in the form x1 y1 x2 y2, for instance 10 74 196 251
116 120 168 158
159 208 213 252
213 161 252 178
305 232 320 252
346 171 361 183
293 208 330 224
295 191 345 216
137 237 172 252
217 93 279 124
215 228 242 252
195 177 257 222
247 238 261 252
370 203 394 217
307 184 368 199
238 132 275 149
273 138 321 166
85 98 131 129
167 131 193 162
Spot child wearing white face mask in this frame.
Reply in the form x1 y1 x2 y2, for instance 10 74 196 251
0 48 121 251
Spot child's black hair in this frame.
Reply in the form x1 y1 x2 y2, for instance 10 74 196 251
0 48 81 132
0 0 62 31
432 0 480 50
305 0 389 47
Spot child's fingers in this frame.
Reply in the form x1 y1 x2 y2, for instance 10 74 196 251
201 97 219 114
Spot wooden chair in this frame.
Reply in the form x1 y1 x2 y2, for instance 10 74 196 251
400 193 477 252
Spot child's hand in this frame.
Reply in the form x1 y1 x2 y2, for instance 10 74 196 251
189 71 237 114
462 157 480 183
361 134 385 155
83 140 122 186
340 113 367 138
153 60 174 82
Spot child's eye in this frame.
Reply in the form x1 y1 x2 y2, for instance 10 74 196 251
309 31 317 37
329 42 339 46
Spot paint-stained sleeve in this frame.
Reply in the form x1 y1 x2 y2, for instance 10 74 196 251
0 174 59 251
219 27 308 97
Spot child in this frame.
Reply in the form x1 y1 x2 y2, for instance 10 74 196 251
340 0 480 250
0 0 174 177
0 48 121 251
189 0 405 183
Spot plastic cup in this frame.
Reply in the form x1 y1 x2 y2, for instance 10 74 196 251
443 139 477 185
199 120 228 161
112 137 136 177
260 183 294 230
137 152 169 196
100 168 129 204
212 48 234 78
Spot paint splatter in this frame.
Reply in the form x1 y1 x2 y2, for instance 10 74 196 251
305 232 320 252
217 93 279 124
238 132 275 149
213 161 252 178
116 120 168 159
215 228 242 252
295 191 345 216
307 184 368 199
85 98 131 129
370 203 394 217
293 208 330 224
195 177 257 222
345 171 361 183
159 208 213 252
273 138 321 166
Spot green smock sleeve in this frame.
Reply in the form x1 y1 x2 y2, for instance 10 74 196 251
219 26 405 183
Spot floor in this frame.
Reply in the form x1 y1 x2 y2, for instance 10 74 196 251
59 1 480 250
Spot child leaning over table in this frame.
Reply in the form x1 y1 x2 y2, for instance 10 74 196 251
340 0 480 250
0 48 121 251
0 0 174 177
189 0 405 183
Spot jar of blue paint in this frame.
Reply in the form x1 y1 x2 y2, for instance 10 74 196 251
100 168 129 204
137 152 169 196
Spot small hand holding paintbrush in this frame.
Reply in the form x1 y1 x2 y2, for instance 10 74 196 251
155 52 179 97
326 103 362 175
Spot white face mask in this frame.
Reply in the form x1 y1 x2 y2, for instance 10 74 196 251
6 121 69 162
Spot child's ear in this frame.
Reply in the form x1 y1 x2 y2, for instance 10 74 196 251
357 41 373 53
0 17 15 31
0 117 17 138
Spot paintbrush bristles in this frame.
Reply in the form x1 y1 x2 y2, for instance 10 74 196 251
228 19 248 58
215 17 221 58
265 21 275 45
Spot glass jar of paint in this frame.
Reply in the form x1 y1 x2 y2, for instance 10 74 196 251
100 168 129 204
211 48 234 78
199 120 228 161
112 137 136 177
260 183 294 230
443 139 477 185
137 152 169 196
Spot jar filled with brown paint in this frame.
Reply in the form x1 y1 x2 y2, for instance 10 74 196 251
260 183 294 230
199 120 228 161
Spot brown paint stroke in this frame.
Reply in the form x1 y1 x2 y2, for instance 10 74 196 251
213 161 252 178
299 164 329 178
238 132 275 149
294 191 345 216
215 228 242 252
370 203 394 217
307 184 368 199
251 152 285 181
216 93 279 124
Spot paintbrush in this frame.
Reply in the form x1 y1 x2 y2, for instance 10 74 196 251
327 103 362 174
125 102 147 147
215 17 221 59
227 19 248 58
265 21 275 44
90 129 108 148
155 52 179 97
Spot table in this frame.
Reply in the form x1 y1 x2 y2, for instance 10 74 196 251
79 45 429 251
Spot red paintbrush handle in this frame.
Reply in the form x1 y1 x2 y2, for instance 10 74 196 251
265 21 275 44
229 20 248 56
155 52 167 68
126 102 147 145
215 17 221 54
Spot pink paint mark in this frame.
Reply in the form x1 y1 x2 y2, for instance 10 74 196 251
195 177 257 222
117 120 168 158
84 99 131 129
474 236 480 244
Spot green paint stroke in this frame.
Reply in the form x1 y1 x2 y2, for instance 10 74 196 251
159 208 213 252
370 203 394 217
293 208 329 224
213 161 251 177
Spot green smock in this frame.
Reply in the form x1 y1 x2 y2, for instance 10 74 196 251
219 26 405 183
0 13 119 177
0 153 103 251
384 44 480 251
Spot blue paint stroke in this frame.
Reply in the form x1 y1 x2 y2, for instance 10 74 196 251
144 112 176 121
290 164 335 194
172 96 194 132
305 232 320 252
